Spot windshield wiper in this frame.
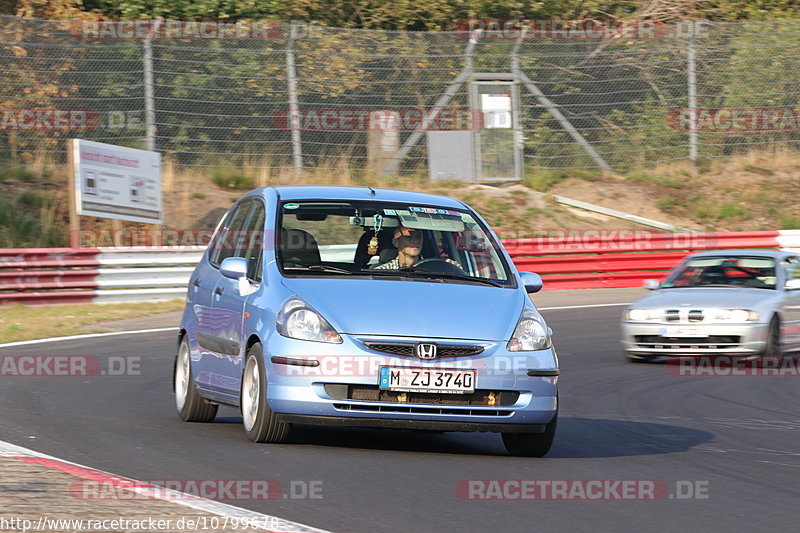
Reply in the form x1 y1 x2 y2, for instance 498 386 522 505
361 267 505 287
421 271 506 287
284 265 352 274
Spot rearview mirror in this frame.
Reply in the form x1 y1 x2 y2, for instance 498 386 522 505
520 272 543 294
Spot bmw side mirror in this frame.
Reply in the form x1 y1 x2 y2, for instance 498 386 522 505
520 271 543 293
785 279 800 290
220 257 248 280
644 279 660 290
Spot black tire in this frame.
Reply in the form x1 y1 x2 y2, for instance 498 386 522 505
760 316 782 359
502 411 558 457
174 336 218 422
241 343 291 443
625 353 655 363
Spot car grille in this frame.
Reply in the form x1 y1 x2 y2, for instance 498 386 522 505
635 335 741 349
332 403 513 417
664 309 705 323
324 384 518 407
362 342 484 358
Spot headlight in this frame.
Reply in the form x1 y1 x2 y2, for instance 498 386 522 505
508 308 550 352
714 309 759 322
276 297 342 343
625 308 661 321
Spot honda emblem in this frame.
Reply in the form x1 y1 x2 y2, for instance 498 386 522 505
414 343 438 360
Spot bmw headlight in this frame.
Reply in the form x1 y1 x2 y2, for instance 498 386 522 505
276 297 342 343
508 308 551 352
714 309 759 322
625 308 661 322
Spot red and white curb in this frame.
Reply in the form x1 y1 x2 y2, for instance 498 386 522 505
0 439 331 533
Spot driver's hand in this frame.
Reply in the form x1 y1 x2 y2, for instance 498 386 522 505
445 258 463 269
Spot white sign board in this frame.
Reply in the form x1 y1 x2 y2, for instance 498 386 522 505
480 93 512 129
71 139 162 224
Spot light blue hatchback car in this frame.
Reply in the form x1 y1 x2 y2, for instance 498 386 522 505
174 186 559 456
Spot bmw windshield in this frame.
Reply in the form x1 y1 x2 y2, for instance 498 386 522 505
277 200 514 286
661 255 777 290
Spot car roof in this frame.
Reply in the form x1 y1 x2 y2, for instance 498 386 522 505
687 249 795 260
250 185 466 209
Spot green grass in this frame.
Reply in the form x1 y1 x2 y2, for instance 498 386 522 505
742 164 775 176
625 172 687 189
17 190 49 208
521 169 601 192
523 170 568 192
0 300 185 343
211 168 256 190
0 166 36 183
719 202 748 219
691 200 748 221
780 214 800 229
0 197 62 248
656 197 679 213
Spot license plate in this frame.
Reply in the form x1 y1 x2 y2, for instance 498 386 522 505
659 326 707 338
378 366 476 394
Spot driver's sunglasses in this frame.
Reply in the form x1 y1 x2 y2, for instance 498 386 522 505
397 230 422 241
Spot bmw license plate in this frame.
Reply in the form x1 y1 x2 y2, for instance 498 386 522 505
659 326 707 338
378 366 476 394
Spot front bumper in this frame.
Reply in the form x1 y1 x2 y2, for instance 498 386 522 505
621 321 769 358
264 333 559 429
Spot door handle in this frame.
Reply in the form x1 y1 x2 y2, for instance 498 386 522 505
214 286 224 295
193 278 201 287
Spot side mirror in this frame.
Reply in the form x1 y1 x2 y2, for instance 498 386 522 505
220 257 248 280
519 272 543 294
785 279 800 290
644 279 661 290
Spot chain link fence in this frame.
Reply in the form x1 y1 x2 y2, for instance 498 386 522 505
2 16 800 175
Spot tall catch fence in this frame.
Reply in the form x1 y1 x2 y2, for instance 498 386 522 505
1 17 800 174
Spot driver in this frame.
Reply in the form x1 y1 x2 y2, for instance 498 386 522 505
374 226 461 270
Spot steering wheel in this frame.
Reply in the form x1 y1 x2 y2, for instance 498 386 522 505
413 258 467 275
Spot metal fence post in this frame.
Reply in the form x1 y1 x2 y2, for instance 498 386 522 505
687 21 698 175
513 27 612 174
381 29 480 176
143 19 161 152
286 23 303 177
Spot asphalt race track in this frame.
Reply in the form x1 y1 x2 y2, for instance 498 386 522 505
1 299 798 532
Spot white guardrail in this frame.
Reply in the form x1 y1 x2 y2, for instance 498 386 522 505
5 233 800 305
94 245 356 304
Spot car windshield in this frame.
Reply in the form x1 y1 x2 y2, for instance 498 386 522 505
661 255 777 290
277 200 512 285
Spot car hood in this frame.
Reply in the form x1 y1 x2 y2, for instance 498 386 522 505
633 287 780 310
280 277 525 341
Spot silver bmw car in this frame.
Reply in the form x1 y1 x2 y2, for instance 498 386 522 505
621 250 800 362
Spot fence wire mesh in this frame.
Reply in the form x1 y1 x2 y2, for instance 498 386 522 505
2 16 800 175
